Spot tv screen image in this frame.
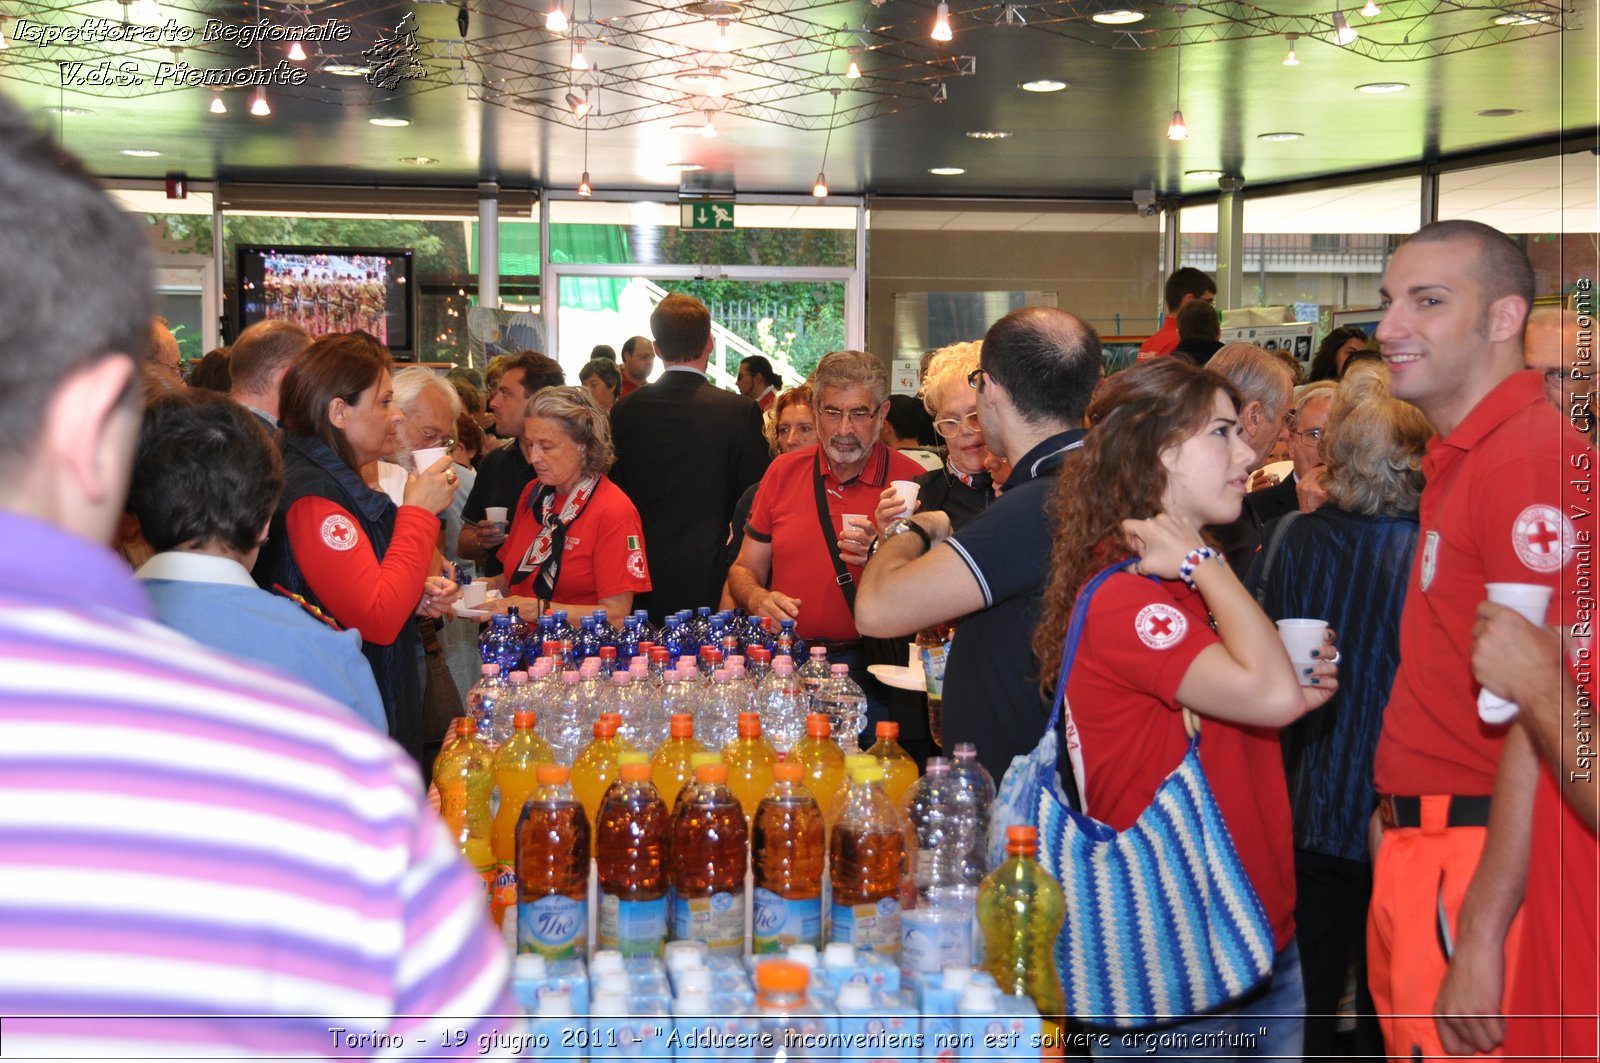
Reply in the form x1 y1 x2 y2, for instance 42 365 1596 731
238 246 413 350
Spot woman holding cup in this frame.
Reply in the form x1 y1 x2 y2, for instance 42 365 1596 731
1032 358 1339 1053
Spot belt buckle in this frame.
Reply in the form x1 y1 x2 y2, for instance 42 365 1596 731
1378 794 1398 829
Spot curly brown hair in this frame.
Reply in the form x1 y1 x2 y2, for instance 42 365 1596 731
1031 358 1241 683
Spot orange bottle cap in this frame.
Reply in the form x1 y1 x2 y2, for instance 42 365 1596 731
670 714 694 738
737 713 762 738
1006 824 1038 853
876 721 899 738
512 711 536 729
601 712 622 726
806 713 831 738
773 761 803 783
754 959 810 994
537 764 569 785
595 716 619 737
694 762 729 784
620 762 652 783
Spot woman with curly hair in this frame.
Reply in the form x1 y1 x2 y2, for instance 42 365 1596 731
1031 357 1340 1055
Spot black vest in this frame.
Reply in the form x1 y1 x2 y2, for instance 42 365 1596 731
254 434 420 739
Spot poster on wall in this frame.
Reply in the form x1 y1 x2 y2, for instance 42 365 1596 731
1221 321 1315 371
892 359 922 396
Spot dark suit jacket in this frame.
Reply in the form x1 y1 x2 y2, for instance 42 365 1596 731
609 368 770 622
1246 474 1300 525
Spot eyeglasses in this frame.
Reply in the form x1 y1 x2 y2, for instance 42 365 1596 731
156 358 184 379
405 411 455 449
818 406 878 425
1292 427 1324 443
933 411 982 438
967 367 987 391
1543 368 1573 388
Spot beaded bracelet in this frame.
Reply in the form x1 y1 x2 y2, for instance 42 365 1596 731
1178 546 1221 587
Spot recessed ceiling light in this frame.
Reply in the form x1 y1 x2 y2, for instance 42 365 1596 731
399 156 438 165
1185 168 1224 178
1091 8 1145 23
665 162 705 171
44 106 95 117
1019 79 1069 92
1257 131 1304 141
1356 81 1408 93
1476 107 1524 117
1492 9 1552 24
120 148 162 157
966 130 1011 140
323 63 371 77
369 117 411 127
929 166 966 175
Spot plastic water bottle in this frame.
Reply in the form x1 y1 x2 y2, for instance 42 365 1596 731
575 658 608 738
813 664 868 755
612 669 667 756
688 606 714 650
662 615 690 660
950 743 996 882
668 762 748 955
516 763 590 959
977 825 1065 1046
830 762 913 957
758 654 808 755
617 616 641 668
593 609 618 649
797 646 832 701
464 663 508 744
901 757 978 977
745 644 773 684
545 670 587 764
752 761 825 952
480 613 518 671
752 959 827 1060
773 618 801 661
575 616 600 663
696 668 741 753
597 644 619 678
596 758 669 958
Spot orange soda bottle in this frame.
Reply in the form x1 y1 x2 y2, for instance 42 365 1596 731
490 710 555 932
516 763 589 959
752 760 825 952
788 713 847 816
723 711 778 823
426 716 472 812
651 712 706 811
867 721 919 806
572 712 637 828
435 715 496 904
669 761 748 955
830 762 909 956
596 757 670 957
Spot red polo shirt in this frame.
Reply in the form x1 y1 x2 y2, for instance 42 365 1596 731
497 476 651 605
620 377 641 396
746 443 924 642
1374 370 1593 797
1137 317 1180 357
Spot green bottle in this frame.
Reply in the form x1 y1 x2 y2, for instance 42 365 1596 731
977 824 1066 1044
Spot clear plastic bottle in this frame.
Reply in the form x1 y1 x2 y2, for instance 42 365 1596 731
977 825 1065 1045
900 758 978 977
758 654 808 755
723 710 778 823
752 761 825 953
812 663 868 755
830 762 913 957
867 722 920 807
950 742 997 883
696 668 741 752
825 753 880 832
479 613 518 671
651 713 706 812
668 761 748 955
545 669 587 765
464 662 508 746
797 645 832 701
745 644 773 684
516 763 590 959
611 669 667 756
596 758 669 958
571 714 637 829
788 712 847 816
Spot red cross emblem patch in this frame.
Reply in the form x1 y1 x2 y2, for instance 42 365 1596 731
1135 602 1188 650
1511 504 1574 573
319 514 358 552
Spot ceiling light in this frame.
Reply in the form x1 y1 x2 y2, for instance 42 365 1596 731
713 19 732 52
966 130 1011 139
1476 107 1523 117
1091 8 1145 23
932 1 953 42
566 91 592 119
1282 32 1299 65
578 171 592 196
571 39 589 70
929 166 966 175
209 95 227 114
1331 9 1358 44
250 88 271 117
814 87 839 199
702 112 718 137
667 162 706 171
0 20 9 49
121 148 163 157
1360 0 1380 14
846 58 862 79
546 2 569 33
399 156 438 165
369 116 410 127
323 62 370 77
1166 5 1188 142
677 68 728 95
1019 79 1068 92
1185 168 1224 178
1167 110 1188 141
1492 9 1552 23
1356 81 1408 93
287 41 307 61
1257 131 1303 141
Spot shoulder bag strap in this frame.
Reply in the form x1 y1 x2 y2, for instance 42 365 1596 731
1048 558 1136 812
812 450 857 612
1251 509 1301 608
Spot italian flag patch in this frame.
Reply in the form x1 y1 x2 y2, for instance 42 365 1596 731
627 535 641 550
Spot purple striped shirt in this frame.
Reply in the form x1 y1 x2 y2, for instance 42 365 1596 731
0 512 518 1057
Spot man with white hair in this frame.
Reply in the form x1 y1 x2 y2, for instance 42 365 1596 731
1206 341 1297 574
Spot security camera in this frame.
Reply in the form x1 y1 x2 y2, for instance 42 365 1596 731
1132 188 1158 217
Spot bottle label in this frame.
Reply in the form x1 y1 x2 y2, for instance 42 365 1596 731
752 887 823 952
900 904 974 975
598 893 668 957
670 889 745 955
920 643 948 699
831 896 901 956
488 861 518 931
517 894 585 960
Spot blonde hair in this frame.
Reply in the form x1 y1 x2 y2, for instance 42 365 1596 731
763 383 815 454
524 385 615 476
1321 362 1432 516
919 341 982 416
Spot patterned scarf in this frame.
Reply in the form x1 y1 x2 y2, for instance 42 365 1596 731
514 474 600 598
948 460 992 493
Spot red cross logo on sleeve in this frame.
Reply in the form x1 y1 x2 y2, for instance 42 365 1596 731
1511 504 1574 573
1135 603 1188 649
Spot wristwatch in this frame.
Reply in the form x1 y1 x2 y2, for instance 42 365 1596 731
883 517 932 553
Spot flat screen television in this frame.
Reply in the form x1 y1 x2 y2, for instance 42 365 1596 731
236 245 414 353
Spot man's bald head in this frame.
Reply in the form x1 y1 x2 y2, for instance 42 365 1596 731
980 305 1103 426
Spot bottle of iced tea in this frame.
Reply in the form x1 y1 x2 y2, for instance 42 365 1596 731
516 763 590 960
830 762 911 957
669 761 748 955
596 756 669 957
752 760 825 952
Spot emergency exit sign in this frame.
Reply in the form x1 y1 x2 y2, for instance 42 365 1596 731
681 201 736 229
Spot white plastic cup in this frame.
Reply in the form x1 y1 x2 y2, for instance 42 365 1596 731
484 505 509 532
1277 618 1329 685
841 513 870 535
890 479 921 518
460 580 490 608
412 446 449 472
1478 582 1554 724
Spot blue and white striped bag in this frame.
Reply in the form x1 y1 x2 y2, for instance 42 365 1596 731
1015 559 1276 1028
